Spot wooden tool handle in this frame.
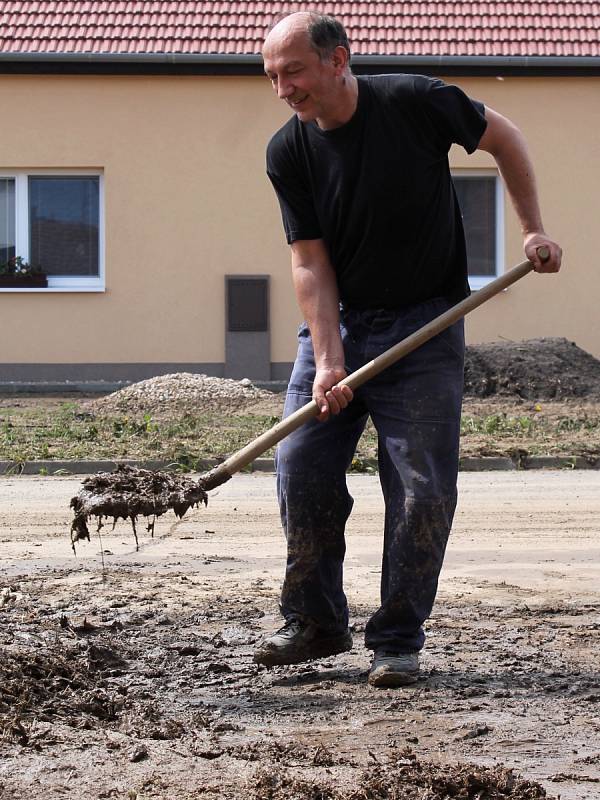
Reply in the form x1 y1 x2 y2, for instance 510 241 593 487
202 253 542 489
538 245 550 262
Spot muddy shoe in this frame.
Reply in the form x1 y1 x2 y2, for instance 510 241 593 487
253 618 352 667
368 651 420 687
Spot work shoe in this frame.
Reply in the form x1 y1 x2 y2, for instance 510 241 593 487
253 618 352 667
368 650 420 687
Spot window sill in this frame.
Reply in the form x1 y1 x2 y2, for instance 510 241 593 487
0 285 106 293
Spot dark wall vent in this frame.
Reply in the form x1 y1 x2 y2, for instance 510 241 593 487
226 275 269 332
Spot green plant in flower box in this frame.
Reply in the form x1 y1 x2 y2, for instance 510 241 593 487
0 256 47 287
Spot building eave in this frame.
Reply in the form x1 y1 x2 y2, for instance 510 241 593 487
1 52 599 77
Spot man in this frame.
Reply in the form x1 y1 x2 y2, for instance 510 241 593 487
254 11 562 687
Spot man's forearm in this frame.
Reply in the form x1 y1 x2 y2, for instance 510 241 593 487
492 126 544 235
478 107 562 272
291 248 344 369
480 110 544 235
289 239 354 419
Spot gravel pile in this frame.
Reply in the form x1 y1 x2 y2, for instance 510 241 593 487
90 373 273 416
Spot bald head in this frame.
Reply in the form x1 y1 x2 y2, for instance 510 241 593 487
263 12 311 58
264 11 351 63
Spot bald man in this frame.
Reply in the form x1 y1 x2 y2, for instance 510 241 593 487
254 11 561 687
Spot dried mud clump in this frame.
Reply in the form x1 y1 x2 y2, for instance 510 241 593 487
251 757 555 800
464 337 600 400
352 760 553 799
0 645 126 745
70 464 207 549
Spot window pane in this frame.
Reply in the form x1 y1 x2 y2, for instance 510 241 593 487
29 176 99 275
454 177 496 276
0 178 16 265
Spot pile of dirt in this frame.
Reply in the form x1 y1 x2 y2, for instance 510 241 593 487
252 757 554 799
90 372 273 416
464 338 600 400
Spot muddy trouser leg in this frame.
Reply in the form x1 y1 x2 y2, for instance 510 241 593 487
361 304 465 654
276 322 368 633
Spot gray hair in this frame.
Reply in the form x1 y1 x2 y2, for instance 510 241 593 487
306 12 351 63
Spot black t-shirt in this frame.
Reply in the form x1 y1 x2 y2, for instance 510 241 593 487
266 74 487 309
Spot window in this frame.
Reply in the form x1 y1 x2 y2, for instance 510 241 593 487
453 172 504 290
0 178 16 265
0 170 103 291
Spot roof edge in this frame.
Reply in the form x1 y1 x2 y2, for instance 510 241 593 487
0 52 600 68
1 52 599 78
0 52 262 63
356 55 600 68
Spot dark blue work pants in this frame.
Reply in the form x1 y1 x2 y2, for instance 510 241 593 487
276 298 464 654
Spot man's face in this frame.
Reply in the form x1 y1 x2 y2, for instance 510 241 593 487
262 25 339 124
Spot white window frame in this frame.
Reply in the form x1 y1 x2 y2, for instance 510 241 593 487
0 169 105 293
452 169 504 291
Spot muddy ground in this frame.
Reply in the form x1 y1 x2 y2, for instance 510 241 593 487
1 472 599 799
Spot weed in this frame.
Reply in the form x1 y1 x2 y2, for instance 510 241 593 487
3 462 24 476
112 418 126 437
85 424 99 440
555 416 597 432
1 419 15 445
169 448 199 472
349 456 377 473
516 416 534 432
484 414 504 434
557 417 578 432
461 413 538 436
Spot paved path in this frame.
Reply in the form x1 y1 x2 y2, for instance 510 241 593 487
1 471 598 608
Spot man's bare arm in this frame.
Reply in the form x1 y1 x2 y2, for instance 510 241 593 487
290 238 353 420
478 107 562 273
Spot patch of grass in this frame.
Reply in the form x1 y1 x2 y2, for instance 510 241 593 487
1 398 599 467
461 413 538 436
0 402 286 464
556 415 600 432
459 404 600 459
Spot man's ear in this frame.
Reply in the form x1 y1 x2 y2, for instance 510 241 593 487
331 45 350 75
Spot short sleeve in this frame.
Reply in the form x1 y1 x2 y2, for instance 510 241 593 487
266 132 322 244
418 77 487 154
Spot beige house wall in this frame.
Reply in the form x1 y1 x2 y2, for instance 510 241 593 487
0 73 597 376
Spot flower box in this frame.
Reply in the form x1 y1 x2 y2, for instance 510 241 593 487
0 273 48 288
